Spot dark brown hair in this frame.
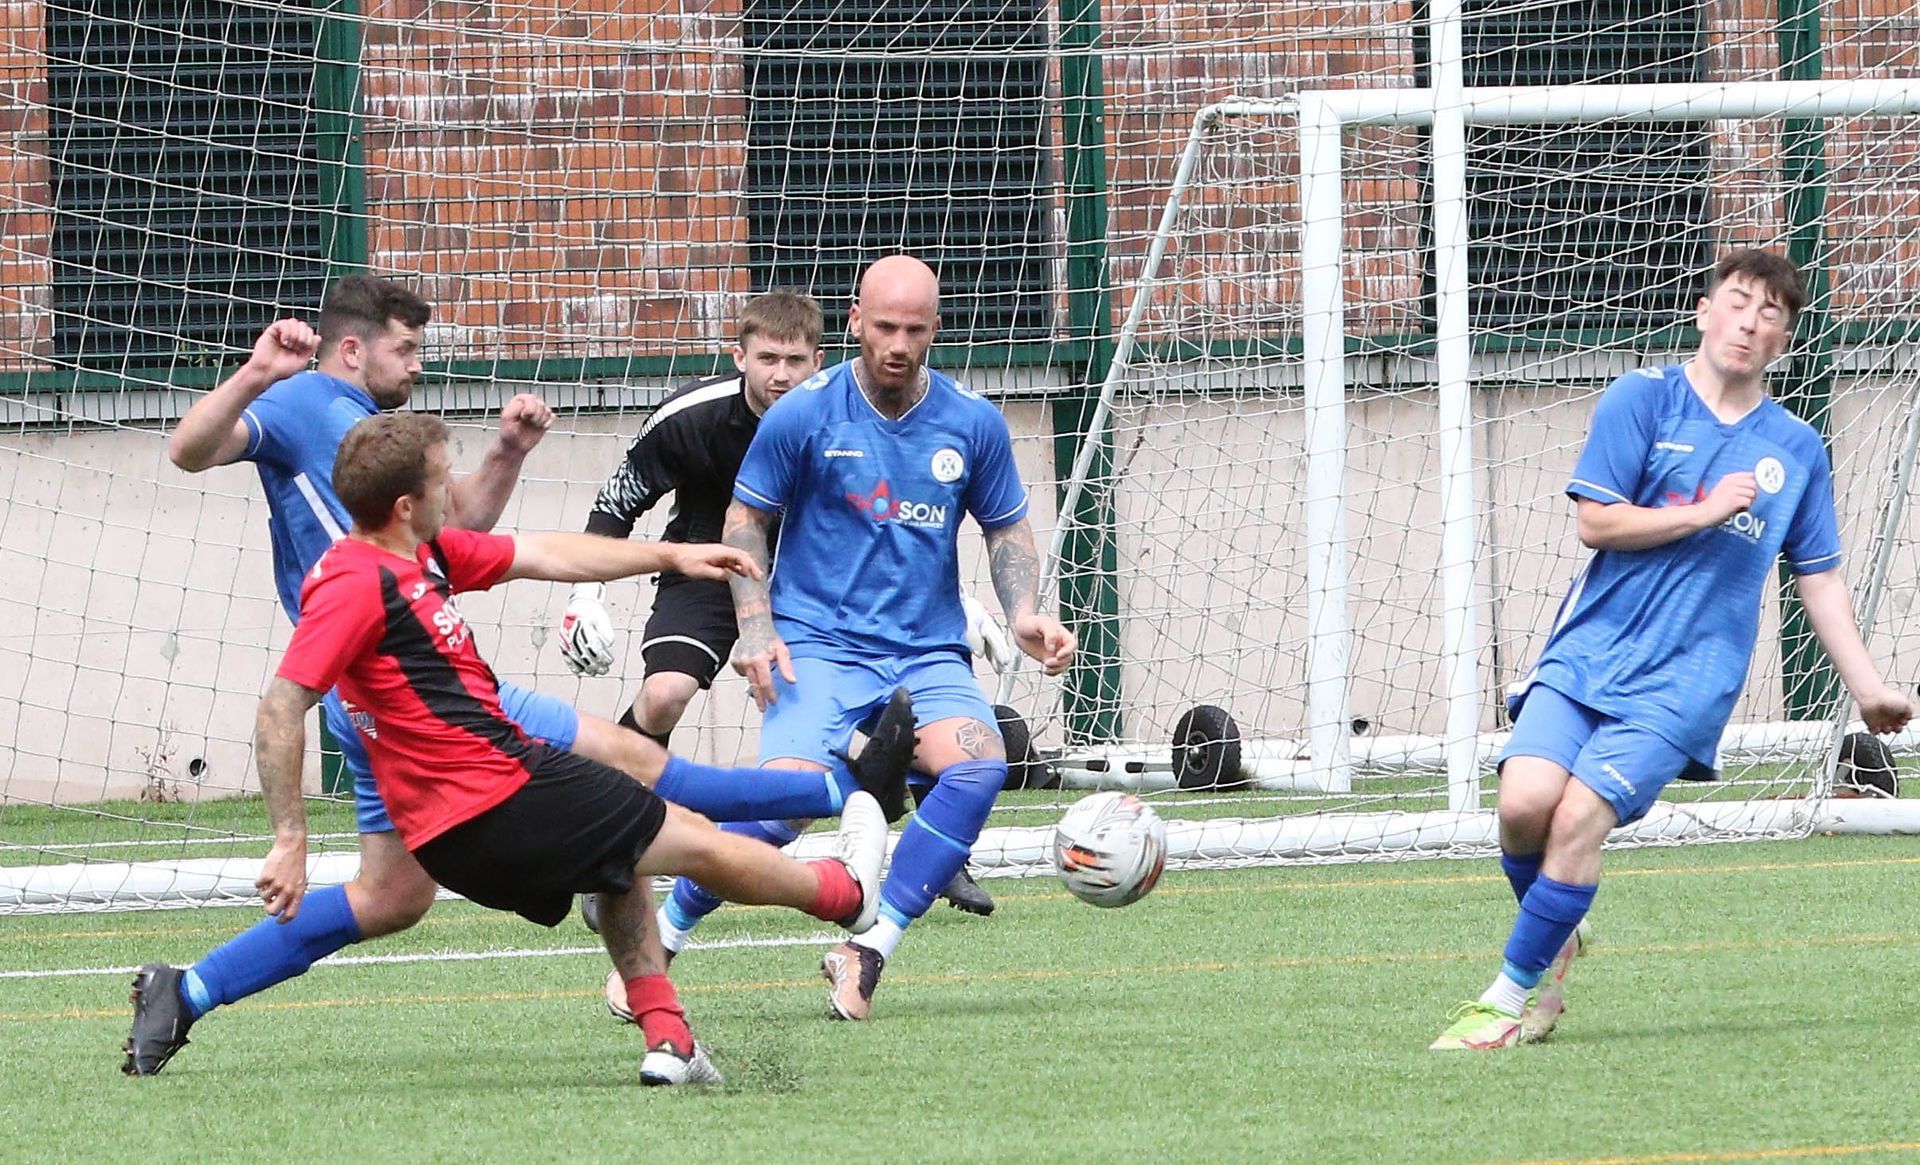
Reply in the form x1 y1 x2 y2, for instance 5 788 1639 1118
1709 249 1806 323
316 275 432 357
737 290 824 349
333 412 449 529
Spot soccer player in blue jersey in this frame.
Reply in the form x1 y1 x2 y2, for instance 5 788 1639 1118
1431 249 1913 1050
654 254 1075 1021
125 276 906 1074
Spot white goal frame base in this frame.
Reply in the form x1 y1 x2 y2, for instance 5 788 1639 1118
5 798 1918 912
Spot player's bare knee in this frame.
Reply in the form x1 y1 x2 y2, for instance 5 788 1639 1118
576 713 668 784
613 731 668 784
1548 783 1619 848
637 685 694 732
961 717 1007 762
1496 784 1556 837
921 716 1006 768
345 874 435 937
662 800 715 833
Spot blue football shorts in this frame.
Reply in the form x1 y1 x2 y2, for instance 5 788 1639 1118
1498 683 1693 826
758 649 996 767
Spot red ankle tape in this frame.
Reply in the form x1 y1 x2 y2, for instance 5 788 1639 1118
806 859 862 922
625 974 691 1055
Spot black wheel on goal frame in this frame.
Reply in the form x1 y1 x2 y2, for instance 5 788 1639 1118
994 704 1055 790
1172 703 1244 790
1835 731 1899 797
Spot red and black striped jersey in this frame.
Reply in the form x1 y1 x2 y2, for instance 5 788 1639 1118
278 527 527 848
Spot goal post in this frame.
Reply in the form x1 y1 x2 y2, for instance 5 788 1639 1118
1295 78 1920 808
1007 77 1920 862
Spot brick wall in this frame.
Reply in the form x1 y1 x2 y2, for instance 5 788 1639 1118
360 0 749 361
3 1 1920 371
0 0 49 368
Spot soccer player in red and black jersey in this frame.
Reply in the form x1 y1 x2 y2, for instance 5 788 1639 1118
252 411 891 1086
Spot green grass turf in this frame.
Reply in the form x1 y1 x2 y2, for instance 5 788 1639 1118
5 835 1920 1164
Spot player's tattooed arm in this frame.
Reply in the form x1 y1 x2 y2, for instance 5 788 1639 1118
724 500 794 707
724 500 777 628
982 519 1041 622
254 678 323 840
253 676 325 920
983 517 1077 677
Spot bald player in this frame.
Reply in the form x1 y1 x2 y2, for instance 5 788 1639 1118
654 255 1076 1020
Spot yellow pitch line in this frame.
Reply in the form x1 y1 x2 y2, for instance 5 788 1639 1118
1494 1140 1920 1164
9 929 1920 1024
10 852 1920 945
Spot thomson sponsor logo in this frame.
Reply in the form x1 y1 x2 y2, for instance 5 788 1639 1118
1720 510 1767 542
845 479 949 527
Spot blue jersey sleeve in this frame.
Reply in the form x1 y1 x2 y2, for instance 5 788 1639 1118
1567 373 1660 505
965 405 1029 530
1783 440 1843 575
733 391 809 512
240 377 322 468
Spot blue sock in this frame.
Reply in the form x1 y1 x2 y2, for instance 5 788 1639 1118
1500 874 1597 988
664 818 804 931
653 756 841 822
1500 850 1543 904
877 759 1007 927
180 884 363 1019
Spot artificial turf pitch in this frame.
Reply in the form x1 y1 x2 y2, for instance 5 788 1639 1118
4 835 1919 1164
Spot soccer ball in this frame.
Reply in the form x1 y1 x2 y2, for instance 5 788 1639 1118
1053 791 1168 908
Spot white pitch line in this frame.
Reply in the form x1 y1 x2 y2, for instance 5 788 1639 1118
0 931 842 981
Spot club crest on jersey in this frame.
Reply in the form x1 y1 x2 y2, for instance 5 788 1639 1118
845 478 949 527
1755 457 1786 494
930 447 965 483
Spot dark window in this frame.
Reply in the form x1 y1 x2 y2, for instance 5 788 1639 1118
1415 0 1711 332
742 0 1053 344
47 1 326 367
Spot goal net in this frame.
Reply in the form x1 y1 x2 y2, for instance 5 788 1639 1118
996 80 1920 870
4 2 1919 911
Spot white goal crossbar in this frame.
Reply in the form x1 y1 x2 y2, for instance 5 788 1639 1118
1046 78 1920 812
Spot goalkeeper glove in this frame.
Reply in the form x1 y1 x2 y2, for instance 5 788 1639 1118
558 582 616 676
962 594 1015 674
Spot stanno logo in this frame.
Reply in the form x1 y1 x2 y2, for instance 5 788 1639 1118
1599 762 1637 796
1654 440 1695 453
845 478 949 527
824 448 864 459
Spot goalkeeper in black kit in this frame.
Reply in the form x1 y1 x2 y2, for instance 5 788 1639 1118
555 291 1009 924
